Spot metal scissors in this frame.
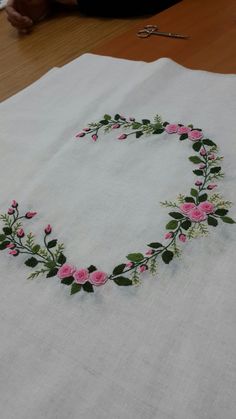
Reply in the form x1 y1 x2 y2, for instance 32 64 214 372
137 25 189 39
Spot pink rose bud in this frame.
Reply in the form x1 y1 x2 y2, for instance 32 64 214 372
44 224 52 235
83 128 90 132
129 117 135 121
126 261 134 268
179 234 187 243
177 126 191 135
76 132 85 138
188 130 203 141
188 208 207 222
120 115 126 121
57 264 76 279
9 249 19 256
164 232 173 240
195 180 203 187
25 211 37 219
112 123 120 129
139 264 148 273
117 133 127 140
198 201 215 214
199 163 206 169
89 270 108 286
179 202 196 215
8 208 15 215
207 184 217 190
200 148 207 156
92 134 98 142
73 268 89 284
17 228 25 238
165 124 178 134
6 243 16 249
208 153 216 160
145 249 154 255
11 200 18 208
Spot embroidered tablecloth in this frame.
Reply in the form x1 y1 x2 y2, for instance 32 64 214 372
0 54 236 419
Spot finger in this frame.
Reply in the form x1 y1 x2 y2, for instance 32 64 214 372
6 14 32 29
6 6 33 25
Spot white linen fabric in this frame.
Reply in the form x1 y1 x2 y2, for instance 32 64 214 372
0 54 236 419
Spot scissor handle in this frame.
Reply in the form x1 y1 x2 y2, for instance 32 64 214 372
137 24 158 38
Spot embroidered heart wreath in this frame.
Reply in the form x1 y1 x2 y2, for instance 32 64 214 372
0 114 235 295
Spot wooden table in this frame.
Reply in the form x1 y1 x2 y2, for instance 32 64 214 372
0 0 236 102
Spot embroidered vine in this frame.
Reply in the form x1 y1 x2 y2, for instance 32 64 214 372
0 114 235 295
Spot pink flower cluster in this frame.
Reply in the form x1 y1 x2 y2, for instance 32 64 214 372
57 264 108 286
165 124 203 141
179 201 215 222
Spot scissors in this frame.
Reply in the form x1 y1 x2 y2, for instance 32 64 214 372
137 25 189 39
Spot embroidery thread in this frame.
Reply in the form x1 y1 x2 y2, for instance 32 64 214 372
0 114 235 295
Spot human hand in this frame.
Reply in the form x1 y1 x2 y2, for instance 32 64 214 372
5 0 51 32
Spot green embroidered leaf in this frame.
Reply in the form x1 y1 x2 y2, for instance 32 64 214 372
142 119 150 125
114 114 120 121
192 142 202 152
207 216 218 227
24 257 38 267
70 283 81 295
162 250 174 264
166 220 178 230
45 260 57 269
113 264 126 276
215 209 228 216
188 124 194 128
193 169 204 176
203 139 216 147
147 242 163 248
168 212 184 220
198 193 208 202
135 131 143 139
3 227 12 235
57 253 67 265
179 133 188 141
99 119 109 125
46 268 59 278
47 239 57 249
189 156 203 164
210 167 221 174
221 216 235 224
132 122 142 129
32 244 40 254
163 121 169 127
103 114 111 120
0 234 6 242
153 128 164 134
113 276 133 286
0 240 10 250
82 282 94 293
61 276 74 285
185 196 195 203
88 265 97 273
181 219 192 230
191 188 198 198
126 253 144 262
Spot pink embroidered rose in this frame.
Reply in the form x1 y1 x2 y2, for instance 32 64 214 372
25 211 37 219
89 270 108 286
139 264 148 273
17 228 25 238
129 117 135 121
177 126 191 135
117 133 127 140
195 180 203 187
44 224 52 235
83 128 90 132
112 123 120 129
165 124 178 134
9 249 19 256
200 148 207 156
73 268 89 284
145 249 154 255
208 153 216 160
188 130 203 141
126 261 134 268
188 208 207 222
8 208 15 215
120 115 126 121
6 243 16 249
76 132 85 138
207 184 217 190
179 202 196 215
198 201 215 214
92 134 98 142
11 200 18 208
179 234 187 243
57 264 76 279
199 163 206 169
164 232 173 240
